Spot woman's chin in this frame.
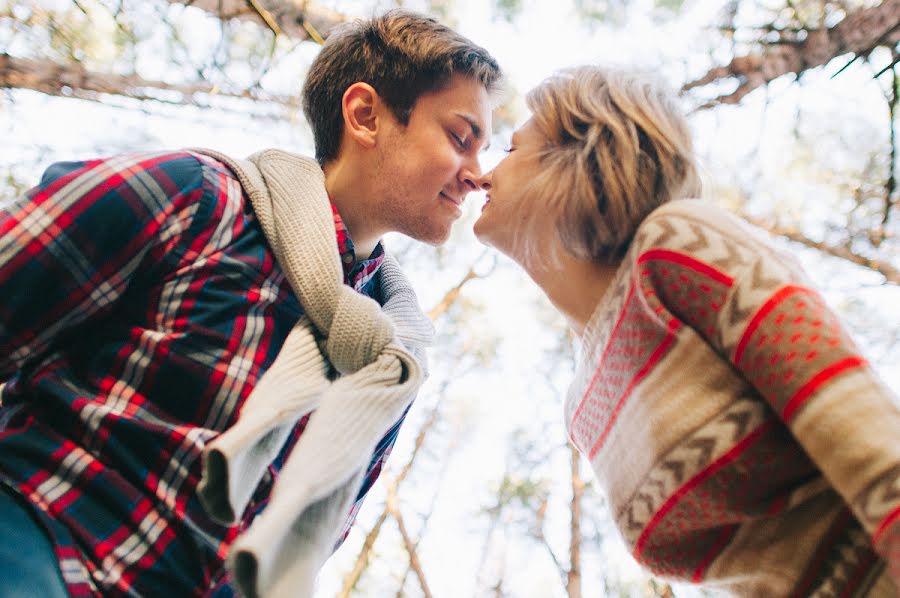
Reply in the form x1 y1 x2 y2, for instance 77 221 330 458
472 214 490 243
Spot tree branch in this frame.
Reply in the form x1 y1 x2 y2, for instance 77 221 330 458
165 0 346 42
684 0 900 109
427 250 496 320
337 401 444 598
393 438 455 598
245 0 282 36
531 492 568 589
0 53 301 110
337 258 489 595
742 214 900 284
386 485 434 598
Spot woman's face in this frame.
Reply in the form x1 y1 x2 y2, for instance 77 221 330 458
473 118 546 258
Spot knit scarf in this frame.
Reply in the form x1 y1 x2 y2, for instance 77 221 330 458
189 149 434 598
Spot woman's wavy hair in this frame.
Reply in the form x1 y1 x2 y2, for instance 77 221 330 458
521 65 701 266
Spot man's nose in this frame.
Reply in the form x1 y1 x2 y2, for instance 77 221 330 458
460 166 492 192
459 165 481 192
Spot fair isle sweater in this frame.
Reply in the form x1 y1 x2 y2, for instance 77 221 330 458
566 200 900 597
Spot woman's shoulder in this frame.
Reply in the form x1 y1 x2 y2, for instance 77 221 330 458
631 199 808 288
635 199 775 255
642 198 743 230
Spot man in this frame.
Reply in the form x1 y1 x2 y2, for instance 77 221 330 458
0 9 500 597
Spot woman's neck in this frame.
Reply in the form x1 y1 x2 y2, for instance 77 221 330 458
525 249 621 337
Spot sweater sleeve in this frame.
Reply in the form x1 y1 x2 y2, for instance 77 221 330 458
635 208 900 585
0 152 208 380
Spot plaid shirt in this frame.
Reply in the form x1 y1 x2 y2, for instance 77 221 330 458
0 151 405 597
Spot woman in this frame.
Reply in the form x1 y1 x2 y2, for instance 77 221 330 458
474 65 899 597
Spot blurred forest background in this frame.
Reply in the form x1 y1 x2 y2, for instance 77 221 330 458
2 0 899 596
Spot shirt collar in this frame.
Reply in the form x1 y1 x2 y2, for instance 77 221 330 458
330 201 385 290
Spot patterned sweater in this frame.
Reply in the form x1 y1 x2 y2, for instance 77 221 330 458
566 200 900 597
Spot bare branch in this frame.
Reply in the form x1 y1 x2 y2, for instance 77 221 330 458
387 485 434 598
427 250 496 320
337 401 444 597
338 257 490 595
165 0 346 42
336 509 389 598
393 437 455 598
531 492 568 588
0 53 300 109
742 214 900 285
245 0 282 36
685 0 900 109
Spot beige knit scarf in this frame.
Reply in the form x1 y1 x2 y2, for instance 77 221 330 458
189 149 434 598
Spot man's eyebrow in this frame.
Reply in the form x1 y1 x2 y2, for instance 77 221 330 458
455 113 491 151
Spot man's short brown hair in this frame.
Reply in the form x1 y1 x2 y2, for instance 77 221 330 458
302 9 502 164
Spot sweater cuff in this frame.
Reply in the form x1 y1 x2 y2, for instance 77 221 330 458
230 472 362 598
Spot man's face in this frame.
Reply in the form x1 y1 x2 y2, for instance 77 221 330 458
372 74 492 245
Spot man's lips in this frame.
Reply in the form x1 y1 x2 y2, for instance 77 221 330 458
439 191 462 207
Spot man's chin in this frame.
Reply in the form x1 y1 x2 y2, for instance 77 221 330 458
406 226 452 247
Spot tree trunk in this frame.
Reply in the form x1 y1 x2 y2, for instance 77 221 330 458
567 446 583 598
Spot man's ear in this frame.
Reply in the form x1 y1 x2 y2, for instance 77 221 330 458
341 82 381 150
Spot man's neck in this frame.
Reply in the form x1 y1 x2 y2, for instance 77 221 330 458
323 158 382 259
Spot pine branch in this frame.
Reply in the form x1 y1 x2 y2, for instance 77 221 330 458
684 0 900 109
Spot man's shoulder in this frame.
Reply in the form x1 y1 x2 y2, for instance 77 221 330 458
38 150 208 188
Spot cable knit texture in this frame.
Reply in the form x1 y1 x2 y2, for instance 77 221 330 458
189 149 434 598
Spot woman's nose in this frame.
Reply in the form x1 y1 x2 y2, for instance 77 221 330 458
474 171 492 191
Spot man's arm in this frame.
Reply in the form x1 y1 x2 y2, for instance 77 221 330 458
0 152 207 380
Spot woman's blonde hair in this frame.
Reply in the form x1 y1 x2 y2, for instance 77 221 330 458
522 65 701 265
